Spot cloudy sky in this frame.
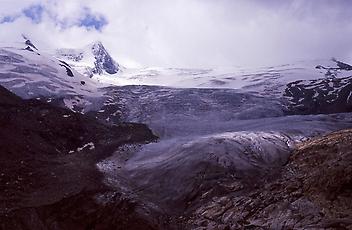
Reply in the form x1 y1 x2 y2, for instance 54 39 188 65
0 0 351 68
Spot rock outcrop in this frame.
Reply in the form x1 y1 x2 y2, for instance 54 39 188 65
186 129 352 229
284 76 352 115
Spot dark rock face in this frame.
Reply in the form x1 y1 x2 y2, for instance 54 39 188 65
58 60 74 77
91 42 119 75
59 60 71 67
288 59 352 116
0 85 158 229
24 46 35 52
315 59 352 77
186 129 352 229
284 76 352 115
59 62 74 77
333 59 352 71
59 63 74 77
24 39 38 51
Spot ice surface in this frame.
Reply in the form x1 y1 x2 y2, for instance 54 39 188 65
98 83 352 208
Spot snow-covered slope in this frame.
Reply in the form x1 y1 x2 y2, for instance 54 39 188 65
55 41 120 78
1 36 351 120
93 58 352 120
0 37 105 112
96 59 351 94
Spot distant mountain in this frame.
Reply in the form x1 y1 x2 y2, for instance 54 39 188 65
55 41 120 78
1 36 352 122
0 36 108 114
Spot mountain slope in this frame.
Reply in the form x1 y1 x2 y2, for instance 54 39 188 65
96 59 352 92
187 129 352 229
0 37 114 116
0 85 158 229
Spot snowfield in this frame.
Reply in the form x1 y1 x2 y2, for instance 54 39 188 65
94 59 352 95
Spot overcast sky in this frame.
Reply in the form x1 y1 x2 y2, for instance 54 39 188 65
0 0 352 68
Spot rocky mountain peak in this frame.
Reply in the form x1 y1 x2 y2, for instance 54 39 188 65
22 34 38 51
90 41 119 75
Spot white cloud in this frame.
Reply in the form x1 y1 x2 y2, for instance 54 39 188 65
1 0 352 68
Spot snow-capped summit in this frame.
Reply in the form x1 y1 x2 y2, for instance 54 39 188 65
0 35 105 114
91 41 119 75
55 41 120 78
0 35 40 53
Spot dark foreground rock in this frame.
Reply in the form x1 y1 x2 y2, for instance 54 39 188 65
0 85 159 229
1 190 161 230
186 129 352 229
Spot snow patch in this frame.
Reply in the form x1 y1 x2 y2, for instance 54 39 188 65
77 142 95 152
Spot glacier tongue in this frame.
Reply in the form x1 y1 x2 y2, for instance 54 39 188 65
97 82 352 212
119 131 292 208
